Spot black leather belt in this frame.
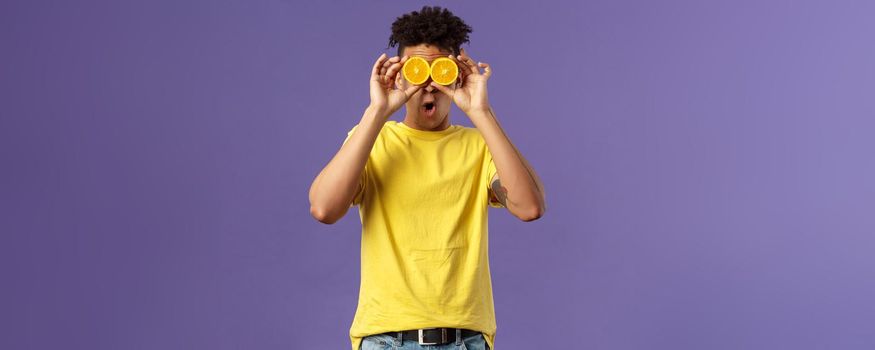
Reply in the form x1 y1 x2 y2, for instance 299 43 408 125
380 328 481 345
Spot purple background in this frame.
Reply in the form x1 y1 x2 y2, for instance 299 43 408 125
3 0 874 349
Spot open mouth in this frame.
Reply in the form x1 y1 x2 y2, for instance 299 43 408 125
422 102 436 117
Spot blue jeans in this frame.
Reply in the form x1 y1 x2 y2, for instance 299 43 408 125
360 331 490 350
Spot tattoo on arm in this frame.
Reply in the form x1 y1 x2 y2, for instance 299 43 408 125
491 178 508 207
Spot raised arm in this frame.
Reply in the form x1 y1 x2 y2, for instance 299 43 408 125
429 48 545 221
308 53 423 224
476 107 546 221
308 106 384 224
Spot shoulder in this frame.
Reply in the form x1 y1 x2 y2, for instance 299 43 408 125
347 121 393 134
455 125 486 142
345 122 395 141
456 125 480 134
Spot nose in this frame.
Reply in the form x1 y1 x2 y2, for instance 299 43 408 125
424 83 436 93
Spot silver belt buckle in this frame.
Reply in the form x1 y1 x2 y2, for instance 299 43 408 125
418 328 447 345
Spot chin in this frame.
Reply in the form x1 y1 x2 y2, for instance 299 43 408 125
424 113 445 123
406 109 448 130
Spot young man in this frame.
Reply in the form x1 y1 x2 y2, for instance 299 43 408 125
308 6 546 350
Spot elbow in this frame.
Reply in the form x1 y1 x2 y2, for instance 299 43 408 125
515 204 545 222
310 205 341 225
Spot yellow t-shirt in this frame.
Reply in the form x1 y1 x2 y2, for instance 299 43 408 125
343 120 502 350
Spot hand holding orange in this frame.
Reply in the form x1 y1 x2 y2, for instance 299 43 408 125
425 48 493 114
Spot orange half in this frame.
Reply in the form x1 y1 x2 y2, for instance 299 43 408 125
430 58 459 85
402 56 430 85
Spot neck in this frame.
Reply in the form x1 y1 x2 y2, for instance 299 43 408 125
402 115 451 131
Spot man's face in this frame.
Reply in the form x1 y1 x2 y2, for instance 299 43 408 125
397 44 458 131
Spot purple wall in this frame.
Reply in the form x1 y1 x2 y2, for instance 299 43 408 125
3 0 874 349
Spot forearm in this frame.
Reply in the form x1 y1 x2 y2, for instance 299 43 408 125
308 105 386 224
469 107 545 220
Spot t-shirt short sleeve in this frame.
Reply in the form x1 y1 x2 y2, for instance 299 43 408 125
343 125 367 207
484 143 503 208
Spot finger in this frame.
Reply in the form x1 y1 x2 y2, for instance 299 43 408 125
450 62 468 88
380 56 401 83
458 61 470 82
429 81 454 97
450 54 474 76
386 57 405 77
458 52 480 75
380 56 400 73
386 59 407 85
386 56 407 89
460 48 479 71
371 53 387 80
403 83 424 98
479 62 492 78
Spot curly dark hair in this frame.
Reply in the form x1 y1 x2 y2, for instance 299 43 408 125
388 6 472 56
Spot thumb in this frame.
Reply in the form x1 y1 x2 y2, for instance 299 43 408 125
429 82 453 97
403 84 423 98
